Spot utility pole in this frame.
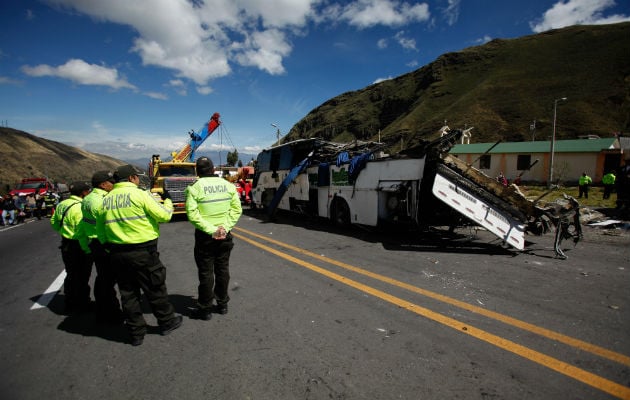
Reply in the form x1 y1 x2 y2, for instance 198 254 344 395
548 97 567 188
530 119 536 141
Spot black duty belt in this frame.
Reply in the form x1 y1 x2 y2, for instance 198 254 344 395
107 239 158 252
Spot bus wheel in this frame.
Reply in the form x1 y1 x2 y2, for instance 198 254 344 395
261 190 274 210
331 198 351 227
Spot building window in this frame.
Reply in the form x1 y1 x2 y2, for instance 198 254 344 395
517 154 531 170
479 155 491 169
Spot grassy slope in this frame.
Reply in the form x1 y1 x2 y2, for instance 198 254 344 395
286 23 630 154
0 128 125 194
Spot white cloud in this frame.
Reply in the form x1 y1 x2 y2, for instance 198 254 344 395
373 76 393 84
21 59 136 90
36 0 434 91
41 0 306 85
332 0 430 28
530 0 630 32
35 123 258 161
378 31 419 52
224 0 314 28
144 91 168 100
91 121 108 134
232 28 292 75
242 145 263 154
441 0 460 26
196 86 214 95
394 31 418 51
0 76 22 85
35 120 163 158
167 79 187 96
474 35 493 44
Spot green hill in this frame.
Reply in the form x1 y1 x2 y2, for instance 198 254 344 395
285 22 630 152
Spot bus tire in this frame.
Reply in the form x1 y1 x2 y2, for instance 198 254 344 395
261 189 274 210
330 197 351 227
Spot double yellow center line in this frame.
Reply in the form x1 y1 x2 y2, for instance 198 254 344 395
233 227 630 399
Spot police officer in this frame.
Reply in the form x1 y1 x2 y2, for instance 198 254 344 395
602 171 616 199
186 157 242 320
96 164 182 346
578 172 592 199
81 170 123 324
51 181 92 313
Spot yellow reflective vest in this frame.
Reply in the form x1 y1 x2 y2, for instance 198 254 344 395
51 194 89 252
96 182 173 245
185 176 242 235
80 187 108 243
602 172 616 185
579 175 592 186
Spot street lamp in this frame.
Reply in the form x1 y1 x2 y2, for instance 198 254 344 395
548 97 567 188
271 123 281 144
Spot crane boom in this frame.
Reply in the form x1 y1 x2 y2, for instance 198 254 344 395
172 112 221 162
148 111 222 214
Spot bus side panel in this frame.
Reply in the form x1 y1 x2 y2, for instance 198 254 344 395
329 158 425 226
328 163 380 226
277 171 310 211
317 187 330 219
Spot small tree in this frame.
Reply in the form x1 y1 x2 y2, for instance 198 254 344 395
226 149 239 166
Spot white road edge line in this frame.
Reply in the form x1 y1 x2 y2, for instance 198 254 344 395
31 270 66 310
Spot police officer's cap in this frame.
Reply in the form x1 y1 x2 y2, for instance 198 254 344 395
196 157 214 176
114 164 142 181
92 170 115 187
69 181 91 196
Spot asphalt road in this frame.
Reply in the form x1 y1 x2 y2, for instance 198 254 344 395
0 209 628 400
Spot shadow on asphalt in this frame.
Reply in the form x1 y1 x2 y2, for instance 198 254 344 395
31 292 199 344
242 207 516 256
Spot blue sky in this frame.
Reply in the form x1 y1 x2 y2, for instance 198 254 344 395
1 0 629 163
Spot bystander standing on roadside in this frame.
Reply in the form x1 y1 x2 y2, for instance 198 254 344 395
80 170 123 324
15 194 27 223
26 194 37 217
1 193 17 225
35 193 45 220
50 181 93 313
186 157 242 321
95 164 182 346
496 172 508 186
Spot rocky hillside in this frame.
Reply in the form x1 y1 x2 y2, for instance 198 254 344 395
0 128 127 194
286 22 630 152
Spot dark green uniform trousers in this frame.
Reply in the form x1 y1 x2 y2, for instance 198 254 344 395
60 238 92 312
194 229 234 310
89 240 122 322
109 240 176 339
